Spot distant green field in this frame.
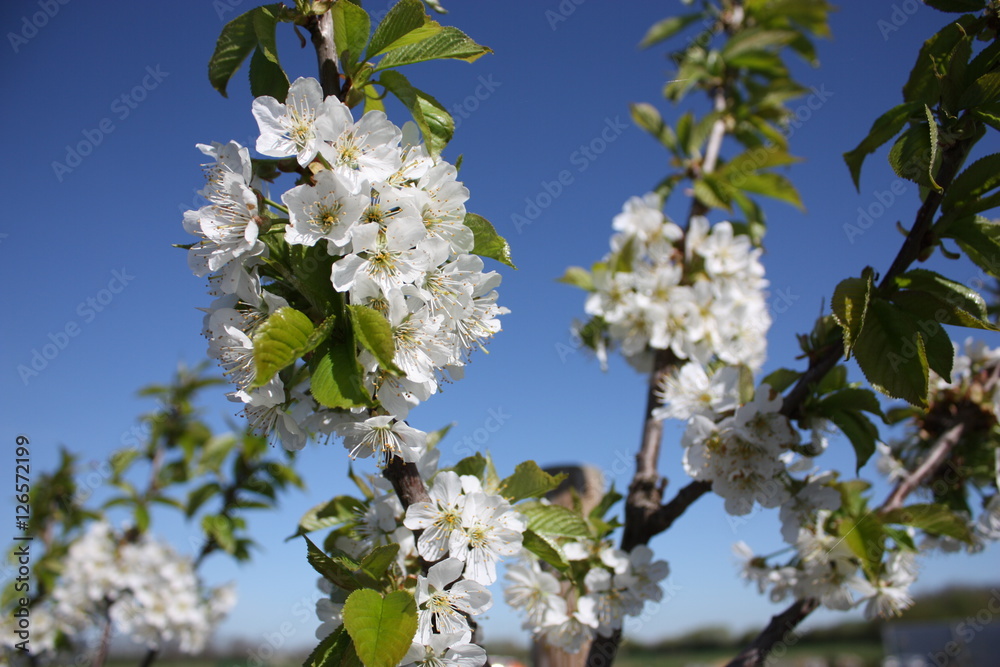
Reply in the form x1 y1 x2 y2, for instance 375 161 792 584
616 641 882 667
105 640 882 667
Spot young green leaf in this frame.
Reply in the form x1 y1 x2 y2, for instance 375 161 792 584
348 304 402 374
843 102 923 189
451 453 487 479
377 70 454 156
309 338 373 410
303 626 362 667
208 7 263 97
359 544 400 581
831 273 873 355
520 503 591 538
941 153 1000 218
375 26 490 70
639 12 704 49
499 462 567 503
251 306 316 388
464 213 516 268
558 266 594 291
938 215 1000 277
342 589 419 667
332 0 371 71
881 503 974 542
851 298 930 407
522 529 571 572
367 0 442 58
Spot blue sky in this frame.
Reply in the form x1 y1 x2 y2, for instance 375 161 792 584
2 0 999 655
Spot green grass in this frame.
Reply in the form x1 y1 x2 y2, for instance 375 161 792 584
616 640 882 667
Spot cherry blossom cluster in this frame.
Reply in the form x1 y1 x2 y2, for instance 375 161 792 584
313 446 526 665
504 541 669 653
733 513 919 620
731 339 1000 620
663 368 839 527
184 77 506 454
583 194 770 371
3 522 234 660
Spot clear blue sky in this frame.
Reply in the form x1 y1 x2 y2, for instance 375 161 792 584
2 0 999 655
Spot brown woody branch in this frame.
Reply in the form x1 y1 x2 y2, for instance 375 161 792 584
306 12 341 100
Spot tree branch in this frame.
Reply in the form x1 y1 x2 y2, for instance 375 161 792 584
306 12 341 100
881 422 964 514
725 598 819 667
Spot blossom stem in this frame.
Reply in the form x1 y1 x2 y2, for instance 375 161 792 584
263 197 289 214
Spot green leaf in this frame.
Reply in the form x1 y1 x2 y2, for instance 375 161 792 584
341 589 418 667
309 337 373 410
378 70 453 156
836 479 872 518
202 514 237 554
721 27 798 60
890 269 997 331
359 544 400 581
883 504 974 542
760 368 801 394
293 496 367 537
247 5 289 100
887 122 939 189
903 17 977 106
208 7 263 97
134 502 150 533
734 172 803 209
348 304 402 374
305 536 367 591
589 486 623 522
375 26 490 71
630 103 677 152
451 453 487 479
693 176 733 211
186 482 221 518
938 215 1000 277
249 46 289 101
836 512 884 579
332 0 371 69
558 266 593 291
639 12 703 49
252 307 316 388
816 387 884 418
957 71 1000 110
464 213 516 268
831 272 873 355
367 0 442 58
520 503 591 538
827 409 880 473
303 626 362 667
499 462 566 503
843 102 923 189
852 298 929 407
941 153 1000 217
522 529 570 572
